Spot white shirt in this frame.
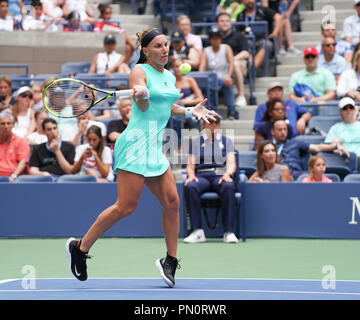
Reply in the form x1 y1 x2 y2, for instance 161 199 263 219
0 16 14 31
27 131 48 144
185 33 203 51
75 143 114 181
65 0 89 21
61 120 107 146
337 68 360 97
41 0 63 19
341 14 360 46
96 51 122 74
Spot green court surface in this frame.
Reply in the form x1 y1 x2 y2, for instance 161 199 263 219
1 237 360 281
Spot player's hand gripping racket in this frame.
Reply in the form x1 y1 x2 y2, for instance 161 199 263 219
42 78 134 118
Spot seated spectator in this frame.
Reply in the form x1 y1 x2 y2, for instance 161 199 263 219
236 0 282 68
341 0 360 48
217 12 249 107
262 0 301 55
22 0 51 31
29 118 75 179
183 115 239 244
301 155 332 183
64 0 95 29
62 11 88 32
254 98 294 150
248 141 291 182
289 47 336 102
0 76 16 111
107 96 132 143
0 0 14 31
271 119 347 180
199 27 237 119
41 0 67 30
317 37 347 84
325 97 360 167
218 0 245 21
12 86 36 139
316 22 353 65
71 125 113 182
30 83 43 111
26 108 48 145
88 33 130 76
254 81 311 136
93 4 137 65
0 111 30 182
337 50 360 100
176 14 203 52
61 99 106 146
167 30 200 71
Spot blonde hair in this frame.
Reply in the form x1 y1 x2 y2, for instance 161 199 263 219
307 155 326 178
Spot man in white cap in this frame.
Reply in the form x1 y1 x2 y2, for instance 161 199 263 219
325 97 360 168
342 0 360 48
254 81 311 135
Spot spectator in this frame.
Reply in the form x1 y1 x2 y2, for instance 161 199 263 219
71 125 114 182
183 115 239 243
0 76 16 111
341 0 360 48
317 37 347 84
93 4 137 65
29 118 75 179
271 119 347 180
248 141 291 182
107 96 131 143
254 98 294 150
61 99 106 146
26 108 48 145
0 0 14 31
316 22 353 65
62 10 87 32
0 111 30 182
41 0 67 30
218 0 245 21
262 0 301 55
289 47 336 102
301 155 333 183
64 0 95 29
167 30 200 71
324 97 360 168
236 0 282 68
216 12 249 107
337 50 360 100
12 86 36 139
176 14 203 52
199 26 237 119
22 0 51 31
30 83 43 111
8 0 23 17
88 33 130 77
254 81 311 136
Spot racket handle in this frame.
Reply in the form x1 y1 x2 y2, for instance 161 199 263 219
115 89 133 97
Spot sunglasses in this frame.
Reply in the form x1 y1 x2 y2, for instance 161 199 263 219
324 43 336 47
305 54 317 59
342 105 355 111
19 93 33 98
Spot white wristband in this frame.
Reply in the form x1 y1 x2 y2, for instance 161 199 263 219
185 107 193 119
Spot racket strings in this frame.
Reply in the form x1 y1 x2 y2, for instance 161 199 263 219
44 81 95 117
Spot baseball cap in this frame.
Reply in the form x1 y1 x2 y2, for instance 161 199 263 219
303 46 318 57
171 30 184 42
267 81 283 92
208 26 221 38
16 86 33 98
104 33 116 44
339 97 355 109
355 0 360 5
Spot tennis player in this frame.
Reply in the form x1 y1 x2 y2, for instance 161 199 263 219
66 27 218 287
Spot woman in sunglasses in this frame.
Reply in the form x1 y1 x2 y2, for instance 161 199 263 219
12 86 36 138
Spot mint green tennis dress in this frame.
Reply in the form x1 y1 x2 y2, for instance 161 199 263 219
113 64 180 177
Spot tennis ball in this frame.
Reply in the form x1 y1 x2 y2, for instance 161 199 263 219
179 63 192 75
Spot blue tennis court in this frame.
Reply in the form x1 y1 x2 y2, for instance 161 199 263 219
1 278 360 300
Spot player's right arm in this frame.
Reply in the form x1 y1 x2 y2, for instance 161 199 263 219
129 66 150 112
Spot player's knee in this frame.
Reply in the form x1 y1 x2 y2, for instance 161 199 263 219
165 194 180 212
113 201 137 217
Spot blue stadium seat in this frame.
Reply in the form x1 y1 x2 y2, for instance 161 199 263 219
307 116 341 134
8 74 32 92
344 173 360 182
14 175 54 183
295 135 325 144
0 176 10 183
318 151 358 180
108 73 130 90
158 0 189 33
75 73 107 89
60 62 91 76
57 174 97 183
187 71 218 108
32 74 59 84
238 151 257 178
296 172 341 182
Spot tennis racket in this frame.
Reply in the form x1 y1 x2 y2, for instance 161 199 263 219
42 78 133 118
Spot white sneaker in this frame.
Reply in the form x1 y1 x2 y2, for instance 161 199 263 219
235 95 247 107
287 46 301 55
278 47 287 55
223 232 239 243
184 229 206 243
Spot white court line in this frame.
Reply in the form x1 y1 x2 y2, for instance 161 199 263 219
0 279 18 285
